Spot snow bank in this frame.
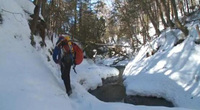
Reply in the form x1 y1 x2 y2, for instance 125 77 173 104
124 28 200 110
73 59 119 90
0 0 73 109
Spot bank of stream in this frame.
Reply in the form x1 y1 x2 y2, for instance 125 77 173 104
88 66 174 107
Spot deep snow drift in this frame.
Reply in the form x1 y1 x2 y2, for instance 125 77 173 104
0 0 198 110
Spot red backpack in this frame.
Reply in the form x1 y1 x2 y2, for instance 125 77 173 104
62 42 83 65
72 43 84 65
59 38 83 65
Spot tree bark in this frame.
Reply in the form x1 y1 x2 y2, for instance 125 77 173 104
41 0 47 19
30 0 42 47
156 0 168 28
30 0 41 34
141 1 161 35
160 0 174 27
185 0 190 14
171 0 189 36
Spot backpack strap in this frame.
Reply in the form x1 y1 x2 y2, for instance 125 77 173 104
65 36 78 74
68 43 77 74
73 65 77 74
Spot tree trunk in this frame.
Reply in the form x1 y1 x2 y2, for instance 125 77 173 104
72 0 78 39
146 4 161 35
191 0 195 6
168 0 174 19
155 0 168 28
185 0 190 14
79 1 83 39
139 15 150 44
30 0 41 34
171 0 189 36
30 0 42 47
41 0 47 19
139 1 161 35
160 0 174 27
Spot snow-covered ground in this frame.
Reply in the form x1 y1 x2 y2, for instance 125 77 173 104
0 0 199 110
124 27 200 109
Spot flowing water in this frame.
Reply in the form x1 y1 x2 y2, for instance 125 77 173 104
89 66 174 107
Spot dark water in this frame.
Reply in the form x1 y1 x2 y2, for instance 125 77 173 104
124 95 174 107
88 66 174 107
88 83 126 102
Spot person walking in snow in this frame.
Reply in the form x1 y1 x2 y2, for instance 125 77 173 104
52 34 83 96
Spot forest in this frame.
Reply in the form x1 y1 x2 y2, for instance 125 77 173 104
29 0 199 58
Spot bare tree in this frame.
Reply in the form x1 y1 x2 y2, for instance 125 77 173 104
30 0 41 34
156 0 168 28
178 0 184 16
138 0 161 35
171 0 189 36
160 0 174 27
30 0 42 46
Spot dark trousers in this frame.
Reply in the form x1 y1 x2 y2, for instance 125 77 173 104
61 61 72 94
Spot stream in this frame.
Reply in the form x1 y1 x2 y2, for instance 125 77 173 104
88 66 174 107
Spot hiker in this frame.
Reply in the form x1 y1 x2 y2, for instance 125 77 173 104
52 35 83 96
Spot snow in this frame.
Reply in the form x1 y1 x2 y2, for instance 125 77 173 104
15 0 35 14
0 0 199 110
124 28 200 109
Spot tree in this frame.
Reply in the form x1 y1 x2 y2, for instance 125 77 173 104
30 0 42 46
155 0 168 28
45 0 73 42
138 0 161 35
30 0 192 56
160 0 174 28
30 0 41 34
171 0 189 36
111 0 142 47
